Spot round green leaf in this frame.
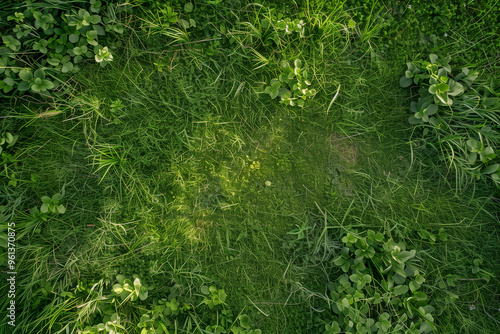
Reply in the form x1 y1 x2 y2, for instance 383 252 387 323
278 87 291 100
112 284 123 294
3 77 16 87
393 285 409 295
113 24 124 34
34 68 46 79
139 286 148 300
294 59 303 69
239 315 250 329
18 80 30 91
47 58 60 66
40 203 48 213
43 79 55 91
399 76 412 88
5 132 13 144
69 34 79 43
429 117 440 127
179 19 190 29
270 89 279 99
73 47 83 55
425 104 438 116
93 24 105 36
62 62 74 73
436 83 449 92
482 164 499 175
448 80 464 96
57 204 66 214
87 30 98 40
19 69 33 81
89 15 101 24
466 139 481 152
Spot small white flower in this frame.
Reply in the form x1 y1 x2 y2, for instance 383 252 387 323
444 33 448 37
408 5 411 9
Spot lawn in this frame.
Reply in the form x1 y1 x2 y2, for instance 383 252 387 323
1 0 499 333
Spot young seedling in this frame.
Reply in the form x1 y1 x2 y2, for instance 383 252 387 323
40 193 66 214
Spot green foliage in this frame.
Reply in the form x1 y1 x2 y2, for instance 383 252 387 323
264 59 316 107
470 258 494 283
324 229 437 334
72 277 261 334
417 228 447 244
0 132 18 155
40 193 66 214
400 54 500 190
1 1 499 333
94 46 113 67
399 54 473 107
0 0 123 96
275 18 305 37
343 0 500 67
0 189 66 269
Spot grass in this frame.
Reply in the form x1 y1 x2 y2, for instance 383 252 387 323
1 0 499 333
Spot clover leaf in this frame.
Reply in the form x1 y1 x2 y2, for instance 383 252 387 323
2 35 21 52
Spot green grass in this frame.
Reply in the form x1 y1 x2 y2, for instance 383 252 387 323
1 0 499 333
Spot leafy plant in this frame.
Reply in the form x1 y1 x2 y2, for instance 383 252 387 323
40 193 66 214
0 189 67 268
0 1 123 96
470 258 494 283
200 285 227 310
178 2 197 30
139 3 178 31
108 98 126 124
19 68 55 93
20 192 66 232
399 54 474 107
264 59 316 107
0 132 19 155
324 229 437 334
400 54 500 189
275 18 305 37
